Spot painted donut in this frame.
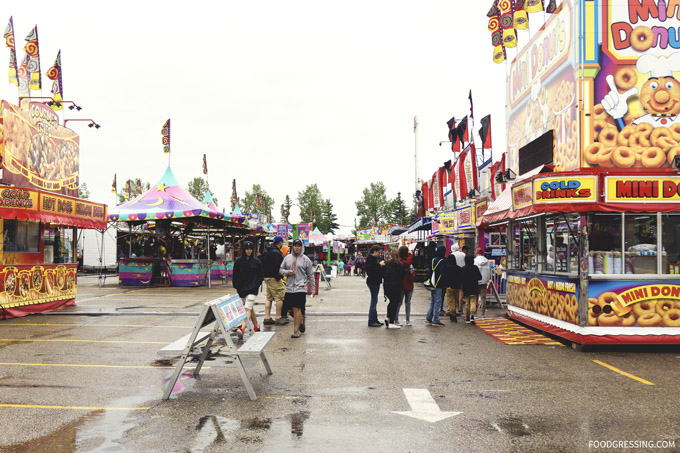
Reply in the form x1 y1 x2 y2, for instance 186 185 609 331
597 147 615 166
617 124 637 146
598 312 623 326
663 309 680 327
655 137 678 151
612 146 636 168
632 300 657 318
642 147 666 168
621 311 637 327
630 26 654 52
598 126 618 148
637 312 663 327
614 67 638 91
656 299 675 315
585 143 604 165
593 119 607 139
636 123 653 136
593 104 608 121
630 131 652 148
651 127 674 144
669 123 680 142
667 146 680 166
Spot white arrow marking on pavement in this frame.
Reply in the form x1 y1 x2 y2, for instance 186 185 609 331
392 388 462 423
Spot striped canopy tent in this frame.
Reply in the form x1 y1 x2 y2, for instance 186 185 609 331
108 166 248 230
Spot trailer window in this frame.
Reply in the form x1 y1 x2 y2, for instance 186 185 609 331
2 220 40 253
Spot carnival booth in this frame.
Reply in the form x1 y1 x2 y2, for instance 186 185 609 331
0 101 108 319
108 166 250 287
480 0 680 344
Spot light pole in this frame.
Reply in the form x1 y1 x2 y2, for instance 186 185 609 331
289 205 302 241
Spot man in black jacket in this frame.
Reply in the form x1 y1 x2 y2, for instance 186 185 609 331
233 241 263 332
365 245 385 327
261 236 288 326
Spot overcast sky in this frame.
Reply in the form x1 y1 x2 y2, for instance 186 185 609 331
1 0 537 234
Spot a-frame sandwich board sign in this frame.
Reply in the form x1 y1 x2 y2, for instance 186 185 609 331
162 294 258 400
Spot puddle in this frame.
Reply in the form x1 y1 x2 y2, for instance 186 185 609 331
3 412 97 452
160 371 196 398
487 416 532 437
288 411 310 437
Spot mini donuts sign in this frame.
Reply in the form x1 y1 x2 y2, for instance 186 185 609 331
605 176 680 202
533 176 598 203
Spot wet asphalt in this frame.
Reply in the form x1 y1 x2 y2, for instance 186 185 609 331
0 274 679 452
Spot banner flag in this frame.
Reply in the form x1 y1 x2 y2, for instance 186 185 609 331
490 163 497 200
447 116 460 153
479 114 492 149
428 178 434 211
230 179 238 211
458 153 469 199
457 116 468 148
422 181 429 212
468 90 474 119
432 171 440 209
452 161 461 202
162 119 170 153
23 26 41 90
202 154 208 175
4 17 17 86
124 179 131 200
136 178 142 194
46 50 63 110
469 143 479 191
111 174 116 194
438 167 445 208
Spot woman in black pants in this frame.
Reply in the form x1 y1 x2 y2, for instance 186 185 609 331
383 248 406 329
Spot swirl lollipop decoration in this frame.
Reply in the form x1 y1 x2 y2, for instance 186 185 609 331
487 0 500 17
162 119 171 154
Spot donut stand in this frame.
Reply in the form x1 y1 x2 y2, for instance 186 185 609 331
478 0 680 344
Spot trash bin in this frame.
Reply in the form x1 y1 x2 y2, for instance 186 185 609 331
307 272 321 295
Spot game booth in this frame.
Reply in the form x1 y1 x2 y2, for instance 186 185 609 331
108 166 251 287
0 101 108 319
480 0 680 344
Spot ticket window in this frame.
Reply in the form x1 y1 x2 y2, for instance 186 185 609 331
3 220 40 253
509 220 537 271
588 214 623 275
662 214 680 274
543 214 579 275
44 227 75 264
624 214 658 275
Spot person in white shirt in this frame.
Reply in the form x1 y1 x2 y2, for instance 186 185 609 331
474 248 491 317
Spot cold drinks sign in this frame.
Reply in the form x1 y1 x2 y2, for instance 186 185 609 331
533 176 598 204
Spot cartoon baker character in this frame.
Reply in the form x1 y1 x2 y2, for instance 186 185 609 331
601 52 680 130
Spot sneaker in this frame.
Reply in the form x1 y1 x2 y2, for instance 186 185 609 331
263 318 275 325
291 332 301 338
254 326 261 332
451 315 458 323
425 317 432 323
470 315 476 326
300 322 306 333
384 319 389 328
387 323 402 329
431 321 445 326
406 321 412 326
369 322 383 327
275 317 289 325
465 317 471 324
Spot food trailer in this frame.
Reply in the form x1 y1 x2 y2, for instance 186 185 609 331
480 0 680 344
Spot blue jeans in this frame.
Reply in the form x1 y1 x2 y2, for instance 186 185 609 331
395 290 413 323
367 283 380 324
427 288 443 323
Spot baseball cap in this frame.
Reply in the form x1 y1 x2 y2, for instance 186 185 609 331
273 236 284 244
475 247 483 255
243 241 254 249
292 239 303 246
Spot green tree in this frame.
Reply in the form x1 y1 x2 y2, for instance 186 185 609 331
78 182 91 200
240 184 274 216
281 194 292 223
318 199 339 234
118 178 151 203
390 192 409 225
297 184 324 225
186 177 218 206
355 182 390 228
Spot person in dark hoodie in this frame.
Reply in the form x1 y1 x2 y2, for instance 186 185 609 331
383 248 406 329
461 253 483 325
445 246 462 323
365 245 385 327
395 245 415 326
426 245 447 326
260 236 288 326
232 240 263 333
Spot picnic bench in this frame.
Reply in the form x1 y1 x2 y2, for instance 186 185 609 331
160 294 276 401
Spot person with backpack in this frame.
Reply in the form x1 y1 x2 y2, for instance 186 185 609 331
446 245 462 323
426 245 447 326
260 236 288 326
383 248 406 329
365 246 385 327
462 253 483 325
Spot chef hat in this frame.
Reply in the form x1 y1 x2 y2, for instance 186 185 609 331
637 52 680 78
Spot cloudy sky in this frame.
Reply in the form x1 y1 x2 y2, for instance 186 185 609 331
1 0 542 234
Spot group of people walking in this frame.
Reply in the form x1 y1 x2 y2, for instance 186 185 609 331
366 243 490 328
232 236 315 339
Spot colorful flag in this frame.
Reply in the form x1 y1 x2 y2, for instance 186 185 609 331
422 181 429 212
438 167 445 208
479 115 492 149
230 179 238 211
202 154 208 175
526 0 545 13
432 171 440 210
468 90 474 119
457 116 468 147
46 50 63 110
452 162 461 202
136 178 142 194
4 17 17 86
447 117 461 153
111 174 117 193
23 27 41 90
124 179 131 200
162 119 170 153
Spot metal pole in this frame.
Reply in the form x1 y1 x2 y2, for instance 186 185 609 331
207 224 211 289
414 115 420 193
